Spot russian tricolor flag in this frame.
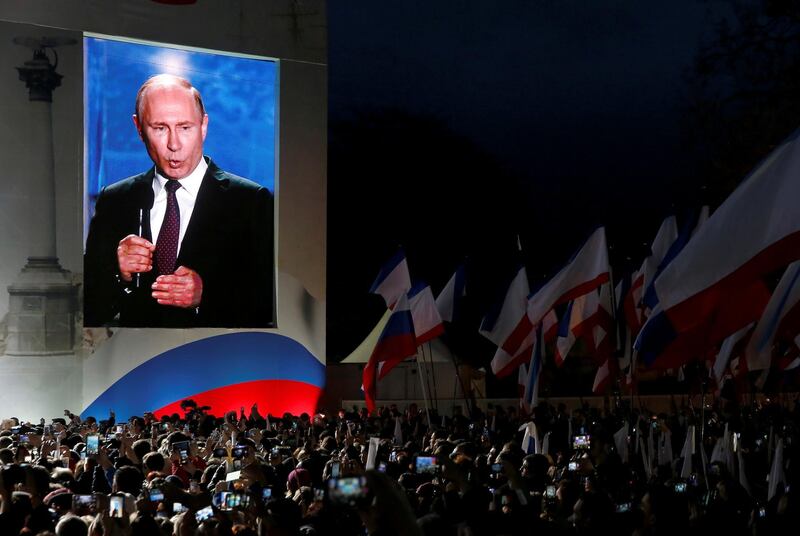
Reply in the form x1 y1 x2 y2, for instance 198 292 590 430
370 248 412 308
637 127 800 368
362 293 417 412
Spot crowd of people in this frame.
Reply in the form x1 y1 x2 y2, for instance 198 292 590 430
0 395 797 535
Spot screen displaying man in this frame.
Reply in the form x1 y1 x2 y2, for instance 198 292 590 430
84 74 274 328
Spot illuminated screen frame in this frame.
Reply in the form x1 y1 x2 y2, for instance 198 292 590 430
82 33 279 329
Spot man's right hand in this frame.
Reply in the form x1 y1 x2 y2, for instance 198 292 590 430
117 234 155 282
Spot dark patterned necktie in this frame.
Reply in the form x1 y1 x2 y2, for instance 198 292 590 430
155 180 181 276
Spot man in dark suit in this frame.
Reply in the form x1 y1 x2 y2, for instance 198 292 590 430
84 74 274 328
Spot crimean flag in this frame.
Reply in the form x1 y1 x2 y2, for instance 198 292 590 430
526 227 610 326
636 127 800 368
407 282 445 345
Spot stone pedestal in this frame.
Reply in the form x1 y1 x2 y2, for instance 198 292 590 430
6 257 76 355
4 38 78 356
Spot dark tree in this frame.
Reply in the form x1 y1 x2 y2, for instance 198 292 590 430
683 0 800 205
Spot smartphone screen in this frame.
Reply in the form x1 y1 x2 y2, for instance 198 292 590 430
86 435 99 456
109 496 125 518
331 461 341 478
173 441 190 464
572 435 591 450
414 456 438 475
149 487 164 502
73 494 96 515
568 461 578 471
546 485 556 499
195 506 214 522
327 476 368 505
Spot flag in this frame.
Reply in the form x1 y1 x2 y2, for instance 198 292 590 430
657 428 673 467
407 282 445 345
713 323 754 385
737 449 751 496
491 309 557 377
435 264 466 323
590 283 615 361
527 227 611 326
710 424 734 474
369 249 411 308
555 295 589 366
637 129 800 368
768 438 786 501
680 425 695 478
480 266 530 354
521 324 544 411
517 363 528 400
624 270 645 335
746 260 800 371
641 215 679 309
592 358 613 394
613 424 629 463
519 421 540 454
393 417 403 445
542 431 551 455
642 208 707 310
362 294 417 412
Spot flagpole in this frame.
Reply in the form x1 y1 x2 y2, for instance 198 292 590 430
441 337 473 417
425 342 440 411
416 355 433 430
420 344 437 412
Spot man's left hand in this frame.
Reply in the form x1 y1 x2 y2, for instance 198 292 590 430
152 266 203 308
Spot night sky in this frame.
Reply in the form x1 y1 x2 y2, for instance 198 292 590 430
325 1 731 381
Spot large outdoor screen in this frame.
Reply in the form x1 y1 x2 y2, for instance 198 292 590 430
83 35 277 328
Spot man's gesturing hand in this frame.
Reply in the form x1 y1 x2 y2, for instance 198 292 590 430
117 235 155 282
152 266 203 308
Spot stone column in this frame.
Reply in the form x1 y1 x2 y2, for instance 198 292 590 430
6 40 77 355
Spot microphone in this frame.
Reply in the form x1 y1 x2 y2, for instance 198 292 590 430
135 182 155 288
